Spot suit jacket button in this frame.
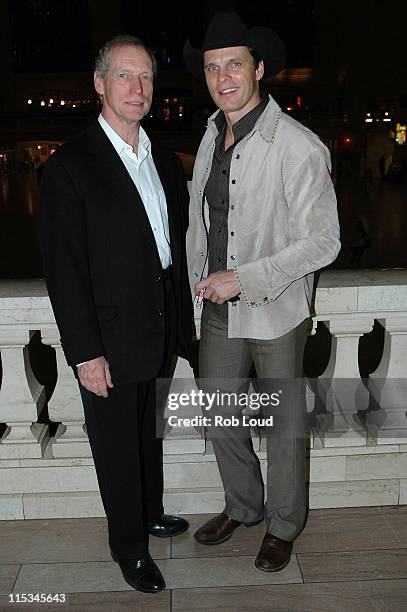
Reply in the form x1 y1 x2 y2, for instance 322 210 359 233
155 275 162 283
156 307 163 316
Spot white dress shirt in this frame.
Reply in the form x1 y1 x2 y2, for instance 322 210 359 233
98 114 172 268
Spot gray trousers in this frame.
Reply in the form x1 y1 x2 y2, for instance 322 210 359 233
199 306 309 541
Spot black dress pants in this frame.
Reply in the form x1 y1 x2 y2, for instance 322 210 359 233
80 272 177 559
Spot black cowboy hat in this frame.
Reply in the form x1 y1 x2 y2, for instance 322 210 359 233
183 11 287 80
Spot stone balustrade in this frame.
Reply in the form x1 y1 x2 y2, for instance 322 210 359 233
0 270 406 520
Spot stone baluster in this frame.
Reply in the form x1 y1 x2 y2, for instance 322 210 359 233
0 327 48 458
367 316 407 444
41 326 90 458
305 317 318 449
163 357 205 455
315 316 374 447
305 379 317 449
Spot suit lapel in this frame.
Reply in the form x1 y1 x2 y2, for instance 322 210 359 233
85 122 161 264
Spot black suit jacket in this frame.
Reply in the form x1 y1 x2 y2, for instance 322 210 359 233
40 120 193 385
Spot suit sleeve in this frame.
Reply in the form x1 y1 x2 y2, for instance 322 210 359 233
234 145 340 306
39 154 105 366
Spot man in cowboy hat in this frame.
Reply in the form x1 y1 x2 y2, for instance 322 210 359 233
184 12 340 572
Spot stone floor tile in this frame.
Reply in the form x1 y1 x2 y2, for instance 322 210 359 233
171 579 407 612
380 505 407 546
0 590 170 611
13 561 133 594
298 548 407 582
148 536 171 562
61 590 170 611
3 508 407 609
171 513 266 558
0 564 20 594
172 506 407 559
12 555 302 595
158 555 302 589
0 517 169 564
294 505 407 553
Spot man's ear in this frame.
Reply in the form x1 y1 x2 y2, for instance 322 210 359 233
256 60 265 81
94 71 104 96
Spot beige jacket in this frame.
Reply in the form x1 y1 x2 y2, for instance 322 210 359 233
186 95 340 339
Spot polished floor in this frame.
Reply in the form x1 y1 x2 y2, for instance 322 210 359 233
0 506 406 611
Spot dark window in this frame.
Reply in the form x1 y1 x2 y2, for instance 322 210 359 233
10 0 91 73
122 0 202 70
237 0 315 67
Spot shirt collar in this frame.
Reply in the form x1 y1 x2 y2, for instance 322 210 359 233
98 114 150 156
213 91 269 140
208 94 282 143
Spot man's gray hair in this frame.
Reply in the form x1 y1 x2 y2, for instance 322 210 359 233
94 34 158 77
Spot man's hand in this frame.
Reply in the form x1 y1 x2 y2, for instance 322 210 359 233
195 269 240 304
77 356 113 398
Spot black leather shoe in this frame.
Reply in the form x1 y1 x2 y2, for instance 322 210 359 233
111 551 165 593
148 514 189 538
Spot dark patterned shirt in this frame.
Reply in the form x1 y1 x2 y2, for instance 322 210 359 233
205 92 269 316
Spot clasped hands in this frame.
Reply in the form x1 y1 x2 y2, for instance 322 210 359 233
195 269 240 304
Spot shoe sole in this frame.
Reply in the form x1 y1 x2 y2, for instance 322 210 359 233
254 556 291 573
194 519 263 546
148 523 189 538
193 531 235 545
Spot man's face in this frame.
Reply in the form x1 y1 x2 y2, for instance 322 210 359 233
94 44 154 130
203 46 264 123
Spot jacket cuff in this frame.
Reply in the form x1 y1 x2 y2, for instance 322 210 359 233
233 265 274 308
62 339 105 369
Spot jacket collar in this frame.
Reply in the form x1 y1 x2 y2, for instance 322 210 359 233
98 114 151 160
207 94 282 143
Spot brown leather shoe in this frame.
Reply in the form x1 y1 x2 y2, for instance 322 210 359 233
255 533 293 572
194 513 242 545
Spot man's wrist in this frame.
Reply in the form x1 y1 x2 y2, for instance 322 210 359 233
76 356 104 367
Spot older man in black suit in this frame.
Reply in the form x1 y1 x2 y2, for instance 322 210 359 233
40 35 193 594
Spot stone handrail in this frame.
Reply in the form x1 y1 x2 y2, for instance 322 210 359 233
1 270 407 458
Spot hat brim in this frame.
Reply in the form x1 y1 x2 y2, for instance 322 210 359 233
183 27 286 81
